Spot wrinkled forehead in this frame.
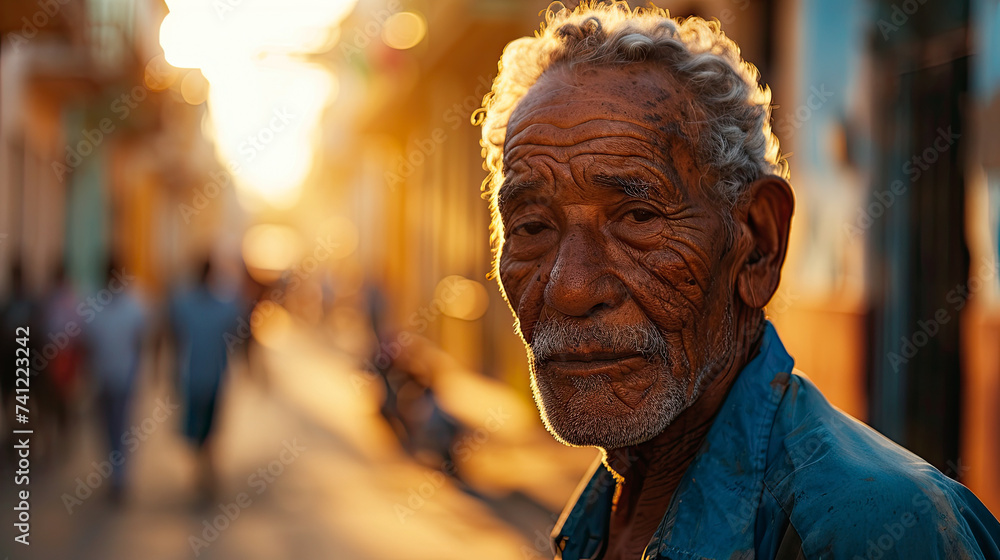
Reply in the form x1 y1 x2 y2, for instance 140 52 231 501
501 63 707 193
504 63 704 168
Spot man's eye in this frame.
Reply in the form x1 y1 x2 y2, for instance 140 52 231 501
514 222 549 235
626 209 658 223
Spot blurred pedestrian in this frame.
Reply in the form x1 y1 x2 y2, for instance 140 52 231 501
363 281 399 428
168 258 243 504
41 263 83 443
1 259 42 465
81 257 148 503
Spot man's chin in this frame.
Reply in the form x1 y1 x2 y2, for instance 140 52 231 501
528 358 693 449
540 408 670 449
532 384 682 449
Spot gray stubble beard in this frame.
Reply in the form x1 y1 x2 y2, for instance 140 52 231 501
525 305 735 449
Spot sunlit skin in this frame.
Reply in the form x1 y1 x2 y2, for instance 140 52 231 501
497 64 794 560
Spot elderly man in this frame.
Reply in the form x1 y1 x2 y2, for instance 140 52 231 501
476 3 1000 559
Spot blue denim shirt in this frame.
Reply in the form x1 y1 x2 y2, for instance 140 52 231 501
552 322 1000 559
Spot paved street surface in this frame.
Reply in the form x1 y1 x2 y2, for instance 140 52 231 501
0 318 596 560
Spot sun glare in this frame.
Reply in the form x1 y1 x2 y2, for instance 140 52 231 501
158 0 357 209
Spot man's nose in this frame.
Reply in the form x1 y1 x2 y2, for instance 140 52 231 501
543 229 627 317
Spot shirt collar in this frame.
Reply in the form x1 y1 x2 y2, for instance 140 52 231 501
552 321 795 559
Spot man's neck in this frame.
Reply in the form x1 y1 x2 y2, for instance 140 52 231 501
601 310 766 554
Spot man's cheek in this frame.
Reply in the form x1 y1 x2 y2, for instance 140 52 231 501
499 257 533 299
634 254 705 332
497 252 521 299
499 263 543 322
515 283 548 340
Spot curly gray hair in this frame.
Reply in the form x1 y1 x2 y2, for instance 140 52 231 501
476 1 788 268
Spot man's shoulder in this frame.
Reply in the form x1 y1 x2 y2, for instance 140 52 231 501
763 372 1000 559
764 370 937 497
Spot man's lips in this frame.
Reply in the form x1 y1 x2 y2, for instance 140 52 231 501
547 351 643 362
543 351 649 374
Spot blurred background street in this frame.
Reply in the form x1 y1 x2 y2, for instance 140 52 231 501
1 0 999 558
1 310 596 560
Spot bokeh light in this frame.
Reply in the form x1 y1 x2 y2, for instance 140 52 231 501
242 223 305 282
180 70 209 105
436 276 490 321
251 302 295 349
316 215 360 260
143 54 179 91
381 11 426 50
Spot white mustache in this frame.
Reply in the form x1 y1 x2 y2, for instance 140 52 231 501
529 319 668 363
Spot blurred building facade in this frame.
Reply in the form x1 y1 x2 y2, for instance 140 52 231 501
1 0 244 301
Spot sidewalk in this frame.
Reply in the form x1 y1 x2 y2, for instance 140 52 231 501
253 317 598 559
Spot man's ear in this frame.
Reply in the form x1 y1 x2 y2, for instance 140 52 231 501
736 175 795 309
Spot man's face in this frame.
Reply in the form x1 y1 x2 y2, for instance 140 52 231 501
497 64 743 449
